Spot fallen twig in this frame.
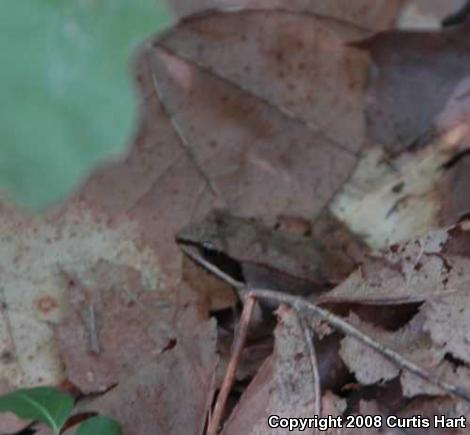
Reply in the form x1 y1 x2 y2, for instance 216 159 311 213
206 295 256 435
296 311 322 418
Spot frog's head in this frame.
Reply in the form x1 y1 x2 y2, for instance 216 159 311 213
176 209 234 252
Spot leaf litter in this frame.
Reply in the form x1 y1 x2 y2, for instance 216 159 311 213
3 2 470 434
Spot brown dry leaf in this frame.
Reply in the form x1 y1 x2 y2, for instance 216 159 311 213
159 10 369 154
170 0 404 31
54 261 207 394
221 306 321 435
360 24 470 154
79 319 217 435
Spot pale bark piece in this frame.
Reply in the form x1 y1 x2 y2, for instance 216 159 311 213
0 202 163 394
222 306 321 435
54 261 208 394
160 10 369 153
170 0 404 31
330 125 470 251
80 320 217 435
399 0 467 29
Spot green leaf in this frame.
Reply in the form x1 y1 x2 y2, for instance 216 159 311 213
77 415 123 435
0 387 74 434
0 0 171 211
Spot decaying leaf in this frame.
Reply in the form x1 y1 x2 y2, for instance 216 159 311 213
325 220 470 303
54 261 208 394
339 312 445 391
79 320 217 435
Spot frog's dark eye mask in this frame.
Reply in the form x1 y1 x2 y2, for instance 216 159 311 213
176 236 245 285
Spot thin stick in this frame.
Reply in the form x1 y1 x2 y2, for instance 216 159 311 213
206 295 256 435
87 303 100 354
250 289 470 404
296 312 321 418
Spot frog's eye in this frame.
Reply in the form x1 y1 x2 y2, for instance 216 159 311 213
201 240 215 251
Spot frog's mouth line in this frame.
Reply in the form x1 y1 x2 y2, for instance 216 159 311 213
176 237 246 285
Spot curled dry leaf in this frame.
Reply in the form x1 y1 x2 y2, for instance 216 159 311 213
79 320 217 435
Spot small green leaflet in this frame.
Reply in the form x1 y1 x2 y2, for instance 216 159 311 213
0 387 74 435
0 0 171 211
77 415 123 435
